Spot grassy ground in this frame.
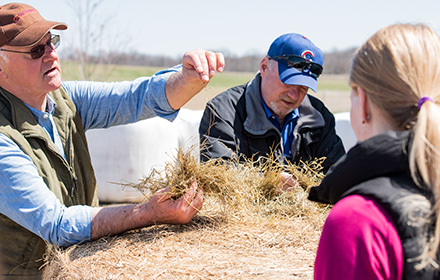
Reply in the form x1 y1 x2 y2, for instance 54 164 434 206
61 62 351 113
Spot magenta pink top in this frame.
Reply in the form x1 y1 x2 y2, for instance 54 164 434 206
314 195 403 280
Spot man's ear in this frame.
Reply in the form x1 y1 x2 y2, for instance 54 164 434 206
0 58 6 79
0 68 6 79
260 57 269 78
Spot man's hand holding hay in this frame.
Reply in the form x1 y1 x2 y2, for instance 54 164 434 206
146 181 203 224
90 181 203 240
278 172 300 193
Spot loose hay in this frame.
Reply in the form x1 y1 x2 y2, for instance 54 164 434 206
43 149 330 279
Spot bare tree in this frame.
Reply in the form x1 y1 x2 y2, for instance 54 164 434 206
64 0 128 81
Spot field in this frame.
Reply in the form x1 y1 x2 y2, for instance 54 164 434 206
45 63 351 279
61 62 351 113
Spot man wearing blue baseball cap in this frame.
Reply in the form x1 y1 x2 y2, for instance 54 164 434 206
199 33 345 191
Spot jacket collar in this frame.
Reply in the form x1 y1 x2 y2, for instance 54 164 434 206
308 130 412 204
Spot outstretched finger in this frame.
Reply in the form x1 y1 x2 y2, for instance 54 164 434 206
205 51 218 78
216 52 225 73
195 51 211 82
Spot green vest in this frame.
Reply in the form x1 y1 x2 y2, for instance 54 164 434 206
0 87 99 279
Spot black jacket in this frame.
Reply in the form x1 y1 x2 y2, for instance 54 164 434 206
199 73 345 172
309 130 439 279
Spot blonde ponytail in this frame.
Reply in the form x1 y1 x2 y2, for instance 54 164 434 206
410 97 440 260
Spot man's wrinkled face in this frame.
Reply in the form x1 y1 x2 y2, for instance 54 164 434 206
0 33 62 100
260 58 308 120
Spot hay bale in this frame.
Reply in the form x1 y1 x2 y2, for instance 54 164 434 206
43 149 329 279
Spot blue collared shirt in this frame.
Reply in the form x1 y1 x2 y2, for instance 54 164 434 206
0 65 180 246
261 97 299 159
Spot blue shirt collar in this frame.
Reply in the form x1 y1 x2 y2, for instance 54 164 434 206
25 95 56 121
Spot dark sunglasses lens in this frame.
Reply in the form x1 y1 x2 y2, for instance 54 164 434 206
272 56 323 77
29 35 60 59
289 61 308 70
285 57 308 70
286 56 305 63
29 45 45 59
288 56 323 77
310 64 323 77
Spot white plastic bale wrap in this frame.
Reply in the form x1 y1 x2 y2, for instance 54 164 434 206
86 109 354 203
334 111 357 152
86 109 203 203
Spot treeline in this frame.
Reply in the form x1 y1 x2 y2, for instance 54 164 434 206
65 47 357 75
322 47 357 74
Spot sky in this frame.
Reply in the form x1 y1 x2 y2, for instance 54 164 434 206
20 0 440 58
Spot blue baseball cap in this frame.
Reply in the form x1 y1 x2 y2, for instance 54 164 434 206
267 33 324 92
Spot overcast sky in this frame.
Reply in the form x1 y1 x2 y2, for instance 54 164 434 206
20 0 440 58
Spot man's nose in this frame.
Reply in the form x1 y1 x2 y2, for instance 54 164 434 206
288 85 308 98
285 86 300 99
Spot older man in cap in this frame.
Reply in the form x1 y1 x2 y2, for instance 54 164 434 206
199 33 344 191
0 2 224 278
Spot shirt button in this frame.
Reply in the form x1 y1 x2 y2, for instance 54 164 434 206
42 113 49 119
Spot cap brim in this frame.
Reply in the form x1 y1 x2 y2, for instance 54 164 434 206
277 61 318 93
8 21 67 47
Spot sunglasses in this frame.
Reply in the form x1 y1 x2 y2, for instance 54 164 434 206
0 35 60 59
269 55 323 78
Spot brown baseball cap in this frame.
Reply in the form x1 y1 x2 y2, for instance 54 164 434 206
0 3 67 47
